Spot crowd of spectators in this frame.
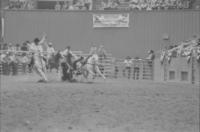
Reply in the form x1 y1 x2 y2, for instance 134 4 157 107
5 0 36 10
54 0 92 11
4 0 199 11
98 0 197 11
160 35 200 64
0 42 31 75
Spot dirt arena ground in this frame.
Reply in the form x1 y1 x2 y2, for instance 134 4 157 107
0 73 199 132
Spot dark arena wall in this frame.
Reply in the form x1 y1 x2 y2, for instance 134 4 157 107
3 10 200 58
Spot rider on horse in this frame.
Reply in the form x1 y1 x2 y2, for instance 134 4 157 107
60 46 78 81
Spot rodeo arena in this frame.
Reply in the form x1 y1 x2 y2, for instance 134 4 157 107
0 0 200 132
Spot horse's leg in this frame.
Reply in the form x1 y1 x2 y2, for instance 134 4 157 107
86 65 96 80
57 65 62 81
95 65 106 79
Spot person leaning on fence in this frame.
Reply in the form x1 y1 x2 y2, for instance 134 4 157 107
132 57 140 80
20 53 29 74
55 1 61 11
3 43 8 50
8 52 18 76
98 45 107 74
0 43 3 50
21 42 29 52
84 0 92 10
123 56 132 79
1 52 10 75
27 41 34 73
146 50 155 61
112 58 119 78
146 49 155 64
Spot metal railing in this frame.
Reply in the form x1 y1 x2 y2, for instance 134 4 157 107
0 50 154 81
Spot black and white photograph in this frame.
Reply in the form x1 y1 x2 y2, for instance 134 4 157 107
0 0 200 132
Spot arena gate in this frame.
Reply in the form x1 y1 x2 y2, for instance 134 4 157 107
154 56 200 85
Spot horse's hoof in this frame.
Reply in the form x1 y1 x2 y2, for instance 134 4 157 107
37 79 48 83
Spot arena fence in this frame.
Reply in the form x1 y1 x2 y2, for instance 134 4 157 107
0 50 154 81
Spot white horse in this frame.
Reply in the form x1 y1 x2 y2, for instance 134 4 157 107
76 54 106 81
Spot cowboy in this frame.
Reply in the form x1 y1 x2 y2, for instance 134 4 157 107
61 46 77 81
46 42 56 68
47 42 55 58
29 34 48 82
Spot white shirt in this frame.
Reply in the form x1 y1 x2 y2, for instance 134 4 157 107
47 47 55 55
61 49 77 59
84 0 92 3
124 59 132 67
9 54 16 62
0 54 6 62
21 56 29 63
29 43 44 57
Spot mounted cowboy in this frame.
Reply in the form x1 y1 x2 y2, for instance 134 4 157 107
60 46 78 81
81 44 106 80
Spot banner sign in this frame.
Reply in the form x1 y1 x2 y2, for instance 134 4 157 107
93 14 129 28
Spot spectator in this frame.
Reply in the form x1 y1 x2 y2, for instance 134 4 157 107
62 1 69 10
0 43 3 50
74 0 84 10
20 53 29 74
7 43 15 53
55 1 61 11
130 0 139 10
98 45 107 74
146 50 155 61
15 43 21 51
21 42 28 52
140 0 148 10
84 0 93 10
132 57 140 80
8 52 18 75
68 2 76 10
1 52 10 75
111 58 119 78
3 43 8 50
123 56 132 79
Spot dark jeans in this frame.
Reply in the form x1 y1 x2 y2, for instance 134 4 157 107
22 63 27 74
123 67 131 79
114 66 119 78
9 62 18 75
133 67 140 80
2 62 10 75
84 3 90 10
61 62 73 81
